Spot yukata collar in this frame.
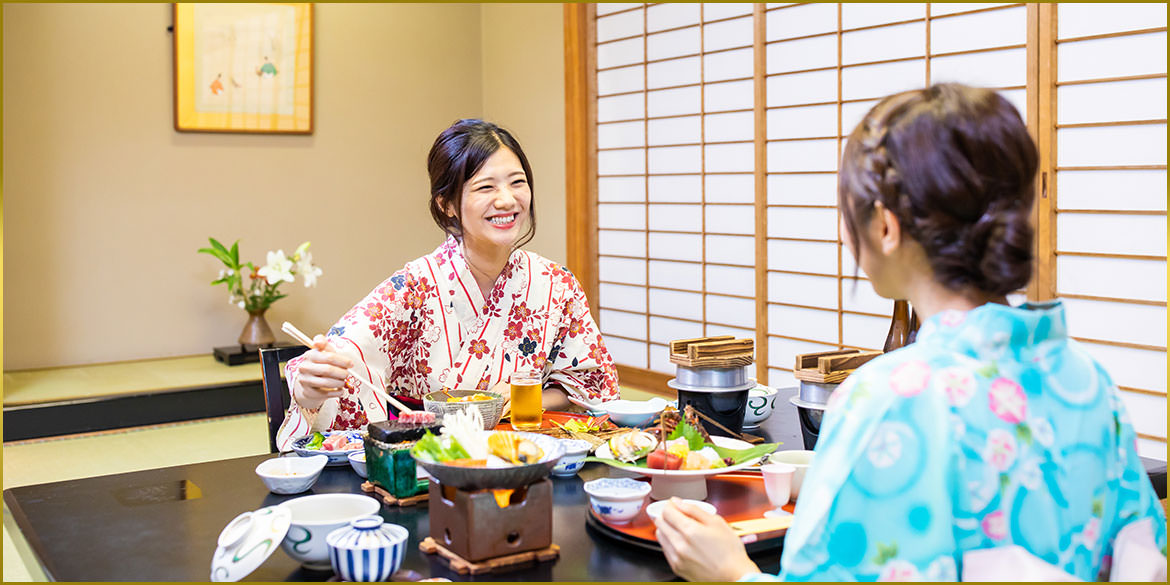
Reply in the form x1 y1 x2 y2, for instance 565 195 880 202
915 299 1069 355
443 236 526 308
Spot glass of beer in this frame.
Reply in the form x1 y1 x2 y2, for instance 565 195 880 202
510 370 543 431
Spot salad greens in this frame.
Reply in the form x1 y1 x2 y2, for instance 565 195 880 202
411 430 470 463
306 431 325 450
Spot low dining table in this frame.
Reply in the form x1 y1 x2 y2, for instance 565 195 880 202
5 387 1167 581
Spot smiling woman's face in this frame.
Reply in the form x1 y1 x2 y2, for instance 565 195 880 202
457 147 532 253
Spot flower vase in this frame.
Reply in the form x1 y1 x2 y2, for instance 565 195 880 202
238 309 276 348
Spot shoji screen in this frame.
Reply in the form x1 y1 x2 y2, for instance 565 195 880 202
1050 3 1167 460
582 4 1167 461
764 3 1030 388
595 3 760 382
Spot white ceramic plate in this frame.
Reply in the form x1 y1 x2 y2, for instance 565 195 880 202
291 430 364 466
594 435 766 500
593 435 760 477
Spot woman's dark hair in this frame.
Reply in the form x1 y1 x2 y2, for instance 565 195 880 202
838 83 1038 296
427 119 536 249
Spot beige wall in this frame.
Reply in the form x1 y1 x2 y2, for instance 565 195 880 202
3 3 567 370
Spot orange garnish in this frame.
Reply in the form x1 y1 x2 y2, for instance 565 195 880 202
445 459 487 467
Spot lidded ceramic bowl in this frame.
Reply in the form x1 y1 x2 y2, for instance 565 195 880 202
551 439 592 477
583 477 651 525
325 515 409 582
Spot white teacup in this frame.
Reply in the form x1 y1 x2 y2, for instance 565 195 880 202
760 462 795 514
277 493 381 569
767 450 814 500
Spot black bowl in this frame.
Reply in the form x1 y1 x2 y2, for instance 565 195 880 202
673 386 750 438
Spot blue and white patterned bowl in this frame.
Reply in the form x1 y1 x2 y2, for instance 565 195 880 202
292 430 365 466
326 515 408 582
583 477 651 525
551 439 592 477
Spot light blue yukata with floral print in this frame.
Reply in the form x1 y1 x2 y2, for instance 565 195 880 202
743 300 1166 581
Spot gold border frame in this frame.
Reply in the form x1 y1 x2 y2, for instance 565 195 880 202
173 3 314 134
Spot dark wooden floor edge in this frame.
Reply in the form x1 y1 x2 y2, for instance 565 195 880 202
2 381 265 442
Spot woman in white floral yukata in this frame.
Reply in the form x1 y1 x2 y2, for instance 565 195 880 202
276 119 619 450
652 84 1166 581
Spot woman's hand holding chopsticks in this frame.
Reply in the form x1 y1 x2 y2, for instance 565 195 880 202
292 334 354 409
282 321 417 415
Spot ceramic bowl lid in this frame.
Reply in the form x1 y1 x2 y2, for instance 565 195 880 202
210 505 292 582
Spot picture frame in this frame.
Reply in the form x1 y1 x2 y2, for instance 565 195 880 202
173 3 313 134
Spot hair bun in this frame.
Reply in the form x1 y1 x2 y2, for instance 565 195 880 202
969 207 1033 296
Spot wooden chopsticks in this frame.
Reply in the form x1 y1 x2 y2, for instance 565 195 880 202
281 321 416 414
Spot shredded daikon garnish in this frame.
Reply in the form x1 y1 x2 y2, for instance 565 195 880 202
440 408 488 460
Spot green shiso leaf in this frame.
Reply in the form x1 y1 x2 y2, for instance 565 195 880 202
711 442 780 464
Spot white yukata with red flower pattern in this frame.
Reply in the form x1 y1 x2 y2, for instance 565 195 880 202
275 237 619 451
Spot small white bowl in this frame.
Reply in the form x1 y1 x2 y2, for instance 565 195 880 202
583 477 651 525
348 451 368 479
601 397 672 427
278 493 382 569
743 385 780 429
645 498 717 521
551 439 592 477
255 455 329 495
767 450 814 499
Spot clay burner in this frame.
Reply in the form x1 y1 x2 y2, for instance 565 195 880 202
428 478 552 562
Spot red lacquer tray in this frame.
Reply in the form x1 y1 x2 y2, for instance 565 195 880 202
495 410 617 432
585 472 794 554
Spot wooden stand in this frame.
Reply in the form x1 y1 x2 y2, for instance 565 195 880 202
212 342 299 365
793 349 881 384
360 481 429 507
419 537 559 575
669 336 754 368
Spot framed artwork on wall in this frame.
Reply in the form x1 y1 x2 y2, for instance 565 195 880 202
173 3 313 134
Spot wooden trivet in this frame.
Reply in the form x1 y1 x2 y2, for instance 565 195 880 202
360 481 429 507
419 537 559 575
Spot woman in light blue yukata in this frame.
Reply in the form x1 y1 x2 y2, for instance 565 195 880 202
652 83 1167 582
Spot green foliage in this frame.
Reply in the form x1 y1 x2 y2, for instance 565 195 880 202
873 542 899 566
1015 423 1033 445
197 237 314 312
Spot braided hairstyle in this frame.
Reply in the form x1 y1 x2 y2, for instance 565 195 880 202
839 83 1038 297
427 119 537 249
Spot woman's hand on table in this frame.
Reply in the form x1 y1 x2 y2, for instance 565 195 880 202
292 335 354 408
654 497 760 582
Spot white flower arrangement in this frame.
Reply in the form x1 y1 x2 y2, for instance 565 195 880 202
199 238 322 312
